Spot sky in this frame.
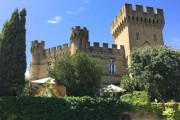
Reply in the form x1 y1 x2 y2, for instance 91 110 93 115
0 0 180 76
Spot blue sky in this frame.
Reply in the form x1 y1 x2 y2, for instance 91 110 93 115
0 0 180 73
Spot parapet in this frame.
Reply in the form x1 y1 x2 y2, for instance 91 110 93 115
71 26 88 31
122 4 164 16
111 3 165 39
70 26 89 41
45 43 69 56
88 42 125 56
31 40 45 50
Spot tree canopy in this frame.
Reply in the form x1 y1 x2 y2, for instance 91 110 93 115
0 9 26 96
49 53 102 97
121 46 180 101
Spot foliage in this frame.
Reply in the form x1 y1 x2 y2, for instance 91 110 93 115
1 95 180 120
22 81 39 96
0 96 130 120
49 53 102 97
121 91 180 119
122 46 180 101
120 74 136 92
120 91 150 106
162 108 175 120
0 9 26 96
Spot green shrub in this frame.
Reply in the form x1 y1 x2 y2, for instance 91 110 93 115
121 91 166 119
163 108 175 120
120 91 150 106
1 95 179 120
0 96 131 120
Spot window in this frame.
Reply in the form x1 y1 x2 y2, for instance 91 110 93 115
154 34 157 42
136 32 140 40
109 59 116 75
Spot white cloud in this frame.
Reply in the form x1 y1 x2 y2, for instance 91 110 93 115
47 16 62 24
66 7 87 15
66 11 74 15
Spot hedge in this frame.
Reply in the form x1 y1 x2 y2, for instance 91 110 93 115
121 91 180 120
1 93 180 120
0 96 131 120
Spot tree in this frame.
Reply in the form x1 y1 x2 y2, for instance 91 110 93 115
49 53 102 96
0 9 26 96
13 9 27 95
121 46 180 101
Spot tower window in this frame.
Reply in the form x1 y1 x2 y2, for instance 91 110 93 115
154 34 157 42
136 32 140 40
109 59 116 75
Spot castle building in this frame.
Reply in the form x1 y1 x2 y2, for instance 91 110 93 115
29 4 165 85
111 4 164 64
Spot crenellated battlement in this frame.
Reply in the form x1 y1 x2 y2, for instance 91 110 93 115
31 40 45 54
70 26 89 40
31 40 45 49
90 42 120 49
71 26 88 31
86 42 125 55
45 43 69 56
111 4 165 39
122 4 164 15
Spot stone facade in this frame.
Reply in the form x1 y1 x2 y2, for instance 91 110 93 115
29 4 165 85
29 26 126 85
111 4 164 64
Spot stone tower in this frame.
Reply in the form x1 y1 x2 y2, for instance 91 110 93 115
29 40 48 80
111 4 165 65
70 26 89 55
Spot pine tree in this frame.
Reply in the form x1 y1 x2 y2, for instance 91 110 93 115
0 9 26 96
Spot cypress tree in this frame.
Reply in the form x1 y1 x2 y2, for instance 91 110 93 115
0 9 26 96
14 9 27 95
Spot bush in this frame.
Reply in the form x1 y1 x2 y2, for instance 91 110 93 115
0 96 130 120
49 53 102 97
120 91 150 106
163 108 175 120
1 95 179 120
127 47 180 101
121 91 165 119
121 91 180 119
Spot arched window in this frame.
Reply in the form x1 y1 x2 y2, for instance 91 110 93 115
109 59 116 75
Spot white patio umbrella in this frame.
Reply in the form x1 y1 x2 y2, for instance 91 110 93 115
103 84 126 93
31 77 55 84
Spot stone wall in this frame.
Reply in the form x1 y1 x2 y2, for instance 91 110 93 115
111 4 165 65
29 40 125 85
